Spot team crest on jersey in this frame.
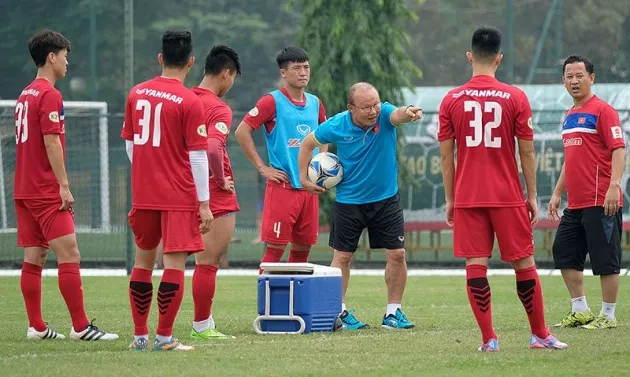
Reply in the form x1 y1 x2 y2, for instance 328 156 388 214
197 124 207 137
215 122 229 135
49 111 59 123
296 124 311 136
249 107 259 117
527 117 533 129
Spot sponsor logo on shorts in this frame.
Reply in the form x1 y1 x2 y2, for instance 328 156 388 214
48 111 59 123
563 137 582 147
398 236 405 242
197 124 207 137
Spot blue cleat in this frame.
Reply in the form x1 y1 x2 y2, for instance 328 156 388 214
339 309 369 330
382 308 415 329
129 337 149 351
478 338 500 352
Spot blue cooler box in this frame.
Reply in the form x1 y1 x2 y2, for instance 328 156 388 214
254 263 342 334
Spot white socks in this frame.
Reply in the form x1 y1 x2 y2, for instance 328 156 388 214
386 303 401 316
601 302 616 320
193 315 215 332
571 296 589 313
341 303 347 314
571 296 616 320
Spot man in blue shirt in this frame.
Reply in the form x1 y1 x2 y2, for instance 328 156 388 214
298 82 423 330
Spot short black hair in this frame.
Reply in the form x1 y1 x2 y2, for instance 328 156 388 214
204 45 242 76
276 47 309 69
28 29 71 67
562 55 594 75
162 30 193 68
471 26 502 62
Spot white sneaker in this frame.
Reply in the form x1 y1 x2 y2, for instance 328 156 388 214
27 326 65 340
70 320 119 341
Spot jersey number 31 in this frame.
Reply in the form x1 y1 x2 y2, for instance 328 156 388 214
464 100 502 148
134 99 162 147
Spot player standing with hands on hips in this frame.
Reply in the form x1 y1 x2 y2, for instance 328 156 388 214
122 30 213 352
438 26 567 351
548 55 625 330
298 82 422 330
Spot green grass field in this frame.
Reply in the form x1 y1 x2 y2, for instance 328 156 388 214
0 275 627 376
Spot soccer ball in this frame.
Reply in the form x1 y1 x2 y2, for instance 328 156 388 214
307 152 343 189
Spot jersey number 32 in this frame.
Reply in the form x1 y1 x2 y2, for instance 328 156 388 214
464 100 502 148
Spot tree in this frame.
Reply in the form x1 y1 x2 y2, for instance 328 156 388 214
288 0 423 224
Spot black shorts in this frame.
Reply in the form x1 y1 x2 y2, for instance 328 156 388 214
329 193 405 253
552 206 622 276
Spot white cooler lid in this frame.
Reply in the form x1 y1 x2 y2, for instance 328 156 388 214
259 263 342 276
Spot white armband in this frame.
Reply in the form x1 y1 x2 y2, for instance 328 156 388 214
189 150 210 201
125 140 134 163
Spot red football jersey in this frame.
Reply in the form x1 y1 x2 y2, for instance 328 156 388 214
562 95 625 209
242 87 327 132
438 75 534 208
121 76 208 211
191 86 234 187
14 78 66 200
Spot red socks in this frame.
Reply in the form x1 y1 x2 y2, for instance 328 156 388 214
57 262 89 331
192 264 218 322
156 269 185 337
466 264 497 344
288 250 309 263
515 266 549 339
129 267 153 336
21 262 46 331
259 247 285 274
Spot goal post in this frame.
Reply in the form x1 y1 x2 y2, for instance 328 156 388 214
0 100 110 233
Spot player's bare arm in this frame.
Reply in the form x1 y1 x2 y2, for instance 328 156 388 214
517 138 538 226
548 163 566 221
207 138 233 192
604 147 626 215
234 121 289 183
43 134 74 211
317 101 329 153
297 133 326 195
390 105 423 126
439 138 455 226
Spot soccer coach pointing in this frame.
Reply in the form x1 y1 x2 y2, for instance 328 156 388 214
298 82 422 330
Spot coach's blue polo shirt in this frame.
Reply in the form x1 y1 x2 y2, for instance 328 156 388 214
313 102 398 204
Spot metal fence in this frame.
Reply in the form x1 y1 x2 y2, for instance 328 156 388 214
1 106 629 269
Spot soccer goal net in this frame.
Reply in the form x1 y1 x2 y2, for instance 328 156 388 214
0 100 110 233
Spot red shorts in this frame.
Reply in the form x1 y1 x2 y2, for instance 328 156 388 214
453 206 534 262
128 208 204 253
261 180 319 245
15 198 75 248
210 181 240 218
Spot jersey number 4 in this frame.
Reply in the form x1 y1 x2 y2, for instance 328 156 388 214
464 100 502 148
135 99 163 147
15 101 29 144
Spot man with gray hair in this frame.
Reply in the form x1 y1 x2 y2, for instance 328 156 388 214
298 82 422 330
